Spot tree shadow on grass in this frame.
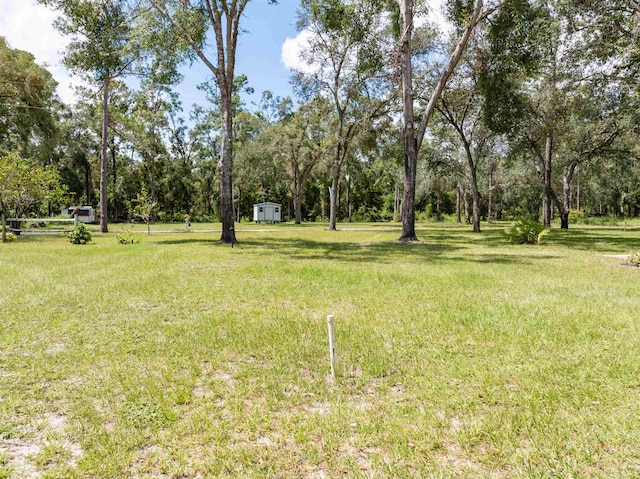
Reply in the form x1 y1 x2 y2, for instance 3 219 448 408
241 238 460 264
238 237 558 265
547 228 640 253
157 237 222 246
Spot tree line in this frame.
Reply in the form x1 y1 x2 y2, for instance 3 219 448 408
0 0 638 242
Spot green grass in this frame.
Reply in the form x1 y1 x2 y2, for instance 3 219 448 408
1 222 640 478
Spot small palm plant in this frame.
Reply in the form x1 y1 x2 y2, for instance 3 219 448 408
504 218 550 245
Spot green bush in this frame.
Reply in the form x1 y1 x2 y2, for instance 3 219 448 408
504 218 550 245
568 209 586 224
116 230 140 245
2 232 16 242
66 223 92 245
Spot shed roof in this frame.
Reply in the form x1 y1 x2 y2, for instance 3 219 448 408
253 202 281 207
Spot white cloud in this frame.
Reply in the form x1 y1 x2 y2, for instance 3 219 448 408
280 2 453 74
417 0 453 35
281 29 316 73
0 0 79 104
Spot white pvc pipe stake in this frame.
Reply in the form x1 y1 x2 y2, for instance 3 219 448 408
327 315 336 378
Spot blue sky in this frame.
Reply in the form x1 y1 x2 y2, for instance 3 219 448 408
1 0 448 115
176 0 302 112
0 0 303 113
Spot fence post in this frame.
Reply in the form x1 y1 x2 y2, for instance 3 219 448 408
1 214 5 243
327 315 336 379
74 213 79 228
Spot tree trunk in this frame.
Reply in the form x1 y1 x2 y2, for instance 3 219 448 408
559 164 576 229
542 132 553 228
397 0 418 241
293 192 302 224
100 76 109 233
456 180 462 224
463 187 470 224
219 94 237 244
487 167 493 222
111 136 117 220
329 160 341 230
293 171 302 224
394 182 400 222
461 139 481 233
470 172 481 233
471 177 480 233
345 177 350 222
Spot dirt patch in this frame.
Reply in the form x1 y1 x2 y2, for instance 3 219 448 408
0 412 83 478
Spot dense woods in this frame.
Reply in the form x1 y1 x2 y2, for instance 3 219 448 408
1 0 638 239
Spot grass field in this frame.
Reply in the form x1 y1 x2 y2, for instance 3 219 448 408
1 221 639 478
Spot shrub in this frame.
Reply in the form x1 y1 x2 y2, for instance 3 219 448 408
568 209 586 224
2 232 16 242
116 230 139 245
66 223 92 245
504 218 550 245
624 252 640 267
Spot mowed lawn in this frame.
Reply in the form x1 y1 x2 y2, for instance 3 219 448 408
1 223 639 478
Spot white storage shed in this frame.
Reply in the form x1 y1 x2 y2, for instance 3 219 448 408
65 206 96 223
253 202 282 223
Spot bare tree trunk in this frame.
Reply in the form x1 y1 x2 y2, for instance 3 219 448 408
293 192 302 224
329 159 341 230
463 187 470 224
293 171 303 224
219 95 237 244
100 76 109 233
435 177 442 222
487 167 493 222
456 181 462 224
470 171 481 233
396 0 483 241
398 0 418 241
345 177 350 222
394 182 400 222
542 132 553 228
559 163 577 229
111 136 117 220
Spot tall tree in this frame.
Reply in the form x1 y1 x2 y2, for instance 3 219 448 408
262 98 331 224
0 37 59 161
436 36 495 233
39 0 135 233
294 0 391 230
0 152 65 221
394 0 487 241
146 0 276 244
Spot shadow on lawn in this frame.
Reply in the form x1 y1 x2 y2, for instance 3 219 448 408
157 238 220 246
238 236 557 265
152 225 638 262
548 228 640 253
